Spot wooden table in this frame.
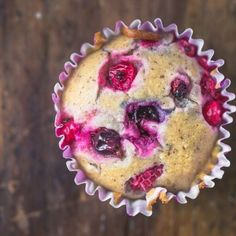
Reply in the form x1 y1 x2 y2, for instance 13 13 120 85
0 0 235 235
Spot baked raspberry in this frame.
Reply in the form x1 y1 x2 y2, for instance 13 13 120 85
203 100 224 126
171 77 189 100
198 56 217 72
178 39 197 57
213 90 228 103
128 164 164 191
200 73 216 96
107 62 137 91
56 119 80 148
90 127 122 157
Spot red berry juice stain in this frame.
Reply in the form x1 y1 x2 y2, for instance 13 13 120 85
202 100 224 127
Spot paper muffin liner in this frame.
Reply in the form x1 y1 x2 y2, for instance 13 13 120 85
52 18 236 216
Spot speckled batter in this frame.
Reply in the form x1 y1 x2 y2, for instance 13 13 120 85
60 31 220 199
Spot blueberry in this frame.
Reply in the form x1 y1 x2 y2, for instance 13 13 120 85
129 105 160 124
90 127 122 157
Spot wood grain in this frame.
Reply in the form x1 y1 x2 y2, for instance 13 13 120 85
0 0 235 235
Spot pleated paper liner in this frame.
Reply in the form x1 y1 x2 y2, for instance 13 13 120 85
52 18 236 216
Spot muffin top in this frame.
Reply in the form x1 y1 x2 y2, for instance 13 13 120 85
56 27 226 199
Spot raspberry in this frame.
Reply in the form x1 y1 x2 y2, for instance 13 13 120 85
56 119 80 148
171 77 189 100
128 164 164 191
213 90 228 103
107 62 137 91
200 73 216 96
198 56 217 72
90 127 122 157
202 100 224 126
178 39 197 57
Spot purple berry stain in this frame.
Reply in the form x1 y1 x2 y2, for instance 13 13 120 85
124 102 166 157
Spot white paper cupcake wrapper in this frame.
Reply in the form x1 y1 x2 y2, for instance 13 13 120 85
52 18 236 216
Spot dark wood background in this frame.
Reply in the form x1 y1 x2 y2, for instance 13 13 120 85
0 0 236 235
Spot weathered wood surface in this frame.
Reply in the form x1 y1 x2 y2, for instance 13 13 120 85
0 0 235 235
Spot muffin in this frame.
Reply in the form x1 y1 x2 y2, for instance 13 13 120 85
54 19 234 208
